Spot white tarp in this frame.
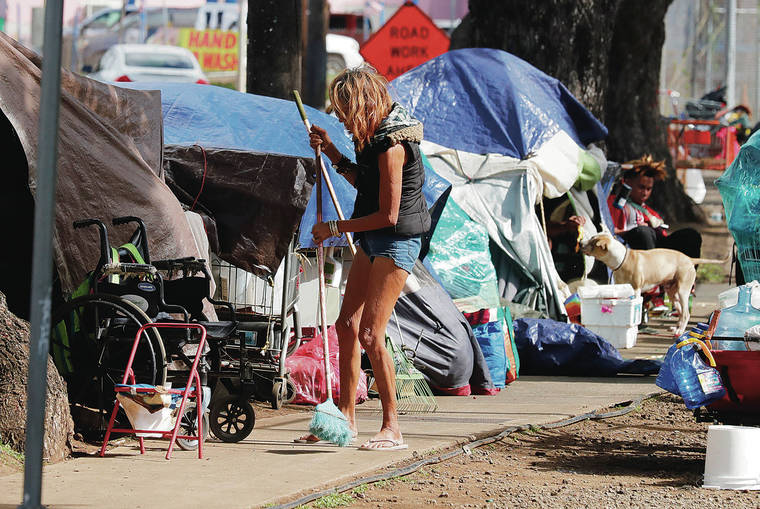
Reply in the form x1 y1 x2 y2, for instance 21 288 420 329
421 140 571 319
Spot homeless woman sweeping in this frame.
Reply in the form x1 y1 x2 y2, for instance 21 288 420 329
298 65 430 451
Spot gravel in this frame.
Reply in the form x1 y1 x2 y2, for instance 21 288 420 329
312 394 759 509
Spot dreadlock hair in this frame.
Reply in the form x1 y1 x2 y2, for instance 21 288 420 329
327 65 393 152
621 154 667 182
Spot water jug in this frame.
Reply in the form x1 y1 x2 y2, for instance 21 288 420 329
712 285 760 350
655 337 684 395
671 341 725 409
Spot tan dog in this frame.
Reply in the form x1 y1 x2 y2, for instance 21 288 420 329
581 232 725 336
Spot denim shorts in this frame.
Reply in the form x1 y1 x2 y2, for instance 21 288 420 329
355 230 421 274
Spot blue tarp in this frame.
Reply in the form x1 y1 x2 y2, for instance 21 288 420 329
390 48 608 158
513 318 661 376
124 82 450 250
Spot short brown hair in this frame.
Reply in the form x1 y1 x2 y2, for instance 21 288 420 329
621 154 666 182
327 65 393 151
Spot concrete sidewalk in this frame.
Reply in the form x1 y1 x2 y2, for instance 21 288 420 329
0 284 727 509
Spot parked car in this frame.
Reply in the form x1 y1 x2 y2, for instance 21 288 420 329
88 44 209 84
77 7 198 73
326 33 364 78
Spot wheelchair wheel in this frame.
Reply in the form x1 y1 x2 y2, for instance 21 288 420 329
209 394 255 442
176 404 210 451
51 293 166 434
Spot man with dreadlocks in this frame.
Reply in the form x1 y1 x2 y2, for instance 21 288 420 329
606 155 702 313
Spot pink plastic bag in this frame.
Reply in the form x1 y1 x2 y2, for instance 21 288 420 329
286 325 368 405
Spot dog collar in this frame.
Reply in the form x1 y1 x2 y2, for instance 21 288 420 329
612 247 628 272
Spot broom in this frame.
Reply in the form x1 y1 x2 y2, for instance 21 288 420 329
293 91 353 447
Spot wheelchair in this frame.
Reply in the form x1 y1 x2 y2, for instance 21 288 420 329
51 216 301 445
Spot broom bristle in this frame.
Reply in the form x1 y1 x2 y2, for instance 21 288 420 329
309 400 353 447
387 336 438 413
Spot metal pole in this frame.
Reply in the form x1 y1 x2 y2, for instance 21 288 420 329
237 0 247 92
706 1 713 91
70 9 79 72
118 0 127 44
690 1 699 98
19 0 64 507
727 0 737 107
756 0 760 116
162 0 168 44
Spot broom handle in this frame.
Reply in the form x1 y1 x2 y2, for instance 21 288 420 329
315 144 333 402
292 91 356 257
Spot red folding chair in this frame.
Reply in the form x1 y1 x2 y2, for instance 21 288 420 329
100 322 207 460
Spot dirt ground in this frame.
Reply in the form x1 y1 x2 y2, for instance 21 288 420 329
314 394 758 509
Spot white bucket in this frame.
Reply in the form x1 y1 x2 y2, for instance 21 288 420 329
703 425 760 490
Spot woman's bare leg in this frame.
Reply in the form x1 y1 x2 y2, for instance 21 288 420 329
334 248 373 432
357 256 409 448
297 247 372 442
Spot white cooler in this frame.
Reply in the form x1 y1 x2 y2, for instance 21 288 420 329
578 284 642 349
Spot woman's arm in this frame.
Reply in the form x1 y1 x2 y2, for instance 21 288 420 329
310 125 357 187
312 144 405 243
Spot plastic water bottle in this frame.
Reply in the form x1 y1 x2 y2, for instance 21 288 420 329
712 285 760 350
323 247 342 288
612 182 632 209
671 344 725 409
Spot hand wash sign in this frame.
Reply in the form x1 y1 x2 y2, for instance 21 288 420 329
179 28 239 72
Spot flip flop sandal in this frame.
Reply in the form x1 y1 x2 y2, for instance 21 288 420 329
358 439 408 451
293 435 321 444
294 432 358 445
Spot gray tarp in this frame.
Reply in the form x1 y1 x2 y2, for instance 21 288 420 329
0 32 201 297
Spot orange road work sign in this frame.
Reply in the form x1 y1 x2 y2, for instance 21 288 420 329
360 1 450 81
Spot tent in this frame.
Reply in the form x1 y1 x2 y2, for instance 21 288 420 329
123 82 354 277
391 48 608 319
425 196 517 388
0 33 204 317
126 83 452 274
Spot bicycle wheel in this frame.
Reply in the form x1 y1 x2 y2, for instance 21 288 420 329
51 293 166 433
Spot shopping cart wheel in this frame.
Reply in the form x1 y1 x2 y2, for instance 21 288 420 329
271 381 284 410
176 405 210 451
209 394 255 442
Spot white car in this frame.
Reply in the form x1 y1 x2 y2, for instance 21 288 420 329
89 44 209 84
326 33 364 77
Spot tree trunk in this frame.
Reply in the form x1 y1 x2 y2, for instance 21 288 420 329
607 0 703 223
0 292 73 462
450 0 617 121
451 0 703 224
302 0 328 108
247 0 304 100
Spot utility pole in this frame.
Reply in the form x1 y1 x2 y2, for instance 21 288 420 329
246 0 303 99
726 0 736 107
237 1 247 92
20 0 64 507
303 0 327 108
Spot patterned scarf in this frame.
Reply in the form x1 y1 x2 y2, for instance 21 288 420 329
366 102 424 151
